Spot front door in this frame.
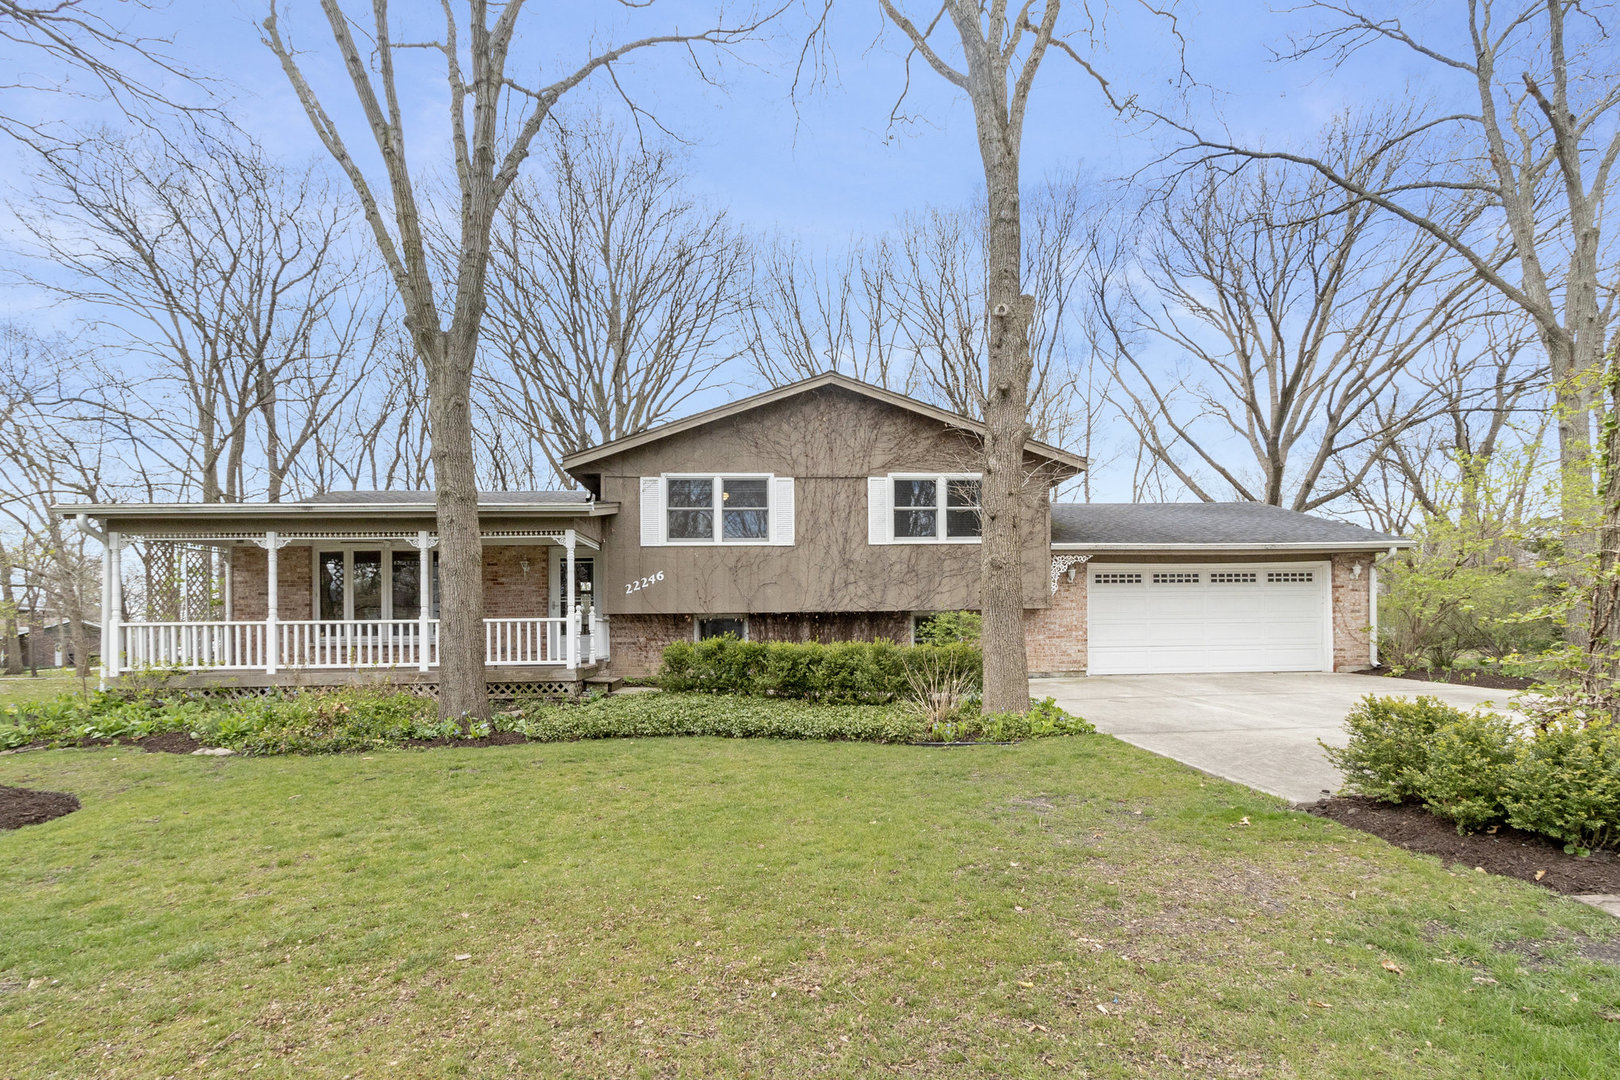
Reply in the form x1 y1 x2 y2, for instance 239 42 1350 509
552 554 595 654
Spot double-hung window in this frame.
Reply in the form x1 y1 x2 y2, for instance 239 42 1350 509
665 475 771 543
891 474 981 542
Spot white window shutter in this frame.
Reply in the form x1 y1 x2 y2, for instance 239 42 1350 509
867 477 890 545
640 477 663 546
771 476 795 545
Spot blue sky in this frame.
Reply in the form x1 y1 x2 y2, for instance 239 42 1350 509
0 0 1479 503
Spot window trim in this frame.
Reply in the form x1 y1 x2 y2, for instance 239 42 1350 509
662 473 775 545
887 472 982 544
694 614 749 642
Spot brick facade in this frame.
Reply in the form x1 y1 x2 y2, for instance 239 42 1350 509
228 545 312 621
480 545 548 618
1024 571 1087 676
605 613 693 678
1330 552 1374 672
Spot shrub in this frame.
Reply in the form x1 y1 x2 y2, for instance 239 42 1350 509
1415 709 1516 832
1322 695 1473 803
657 636 980 704
912 610 982 646
1503 715 1620 854
514 692 923 744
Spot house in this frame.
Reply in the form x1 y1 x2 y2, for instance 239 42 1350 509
4 620 102 670
53 373 1407 693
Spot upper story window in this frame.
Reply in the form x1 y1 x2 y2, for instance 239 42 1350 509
666 475 771 543
891 474 981 542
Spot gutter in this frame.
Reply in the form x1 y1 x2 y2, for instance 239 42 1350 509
1050 540 1414 553
72 513 105 544
51 501 620 520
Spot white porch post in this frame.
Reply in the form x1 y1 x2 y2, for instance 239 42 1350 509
108 531 122 677
99 532 113 688
418 530 431 672
565 529 578 670
222 544 233 620
265 530 279 674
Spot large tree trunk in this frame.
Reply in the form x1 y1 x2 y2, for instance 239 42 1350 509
975 127 1034 714
425 331 488 721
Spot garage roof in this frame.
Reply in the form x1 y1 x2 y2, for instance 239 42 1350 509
1050 502 1407 550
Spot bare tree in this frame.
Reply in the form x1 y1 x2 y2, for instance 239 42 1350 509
482 117 750 482
874 0 1113 713
0 0 207 143
263 0 774 721
23 129 380 502
0 327 108 678
744 237 912 390
1100 134 1490 513
1184 1 1619 515
750 171 1107 450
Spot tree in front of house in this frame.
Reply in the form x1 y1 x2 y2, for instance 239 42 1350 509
262 0 774 722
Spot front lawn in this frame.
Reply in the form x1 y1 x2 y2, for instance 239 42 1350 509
0 670 86 708
2 735 1617 1078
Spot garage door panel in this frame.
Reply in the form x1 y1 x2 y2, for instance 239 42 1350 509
1086 562 1329 676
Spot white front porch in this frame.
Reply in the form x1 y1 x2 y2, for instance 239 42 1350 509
100 524 607 681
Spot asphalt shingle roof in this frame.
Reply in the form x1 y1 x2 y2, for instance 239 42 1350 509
303 490 589 505
1049 502 1402 547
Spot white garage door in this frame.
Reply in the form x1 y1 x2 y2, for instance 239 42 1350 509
1086 562 1331 675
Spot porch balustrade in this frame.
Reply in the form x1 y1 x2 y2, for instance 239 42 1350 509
111 610 604 675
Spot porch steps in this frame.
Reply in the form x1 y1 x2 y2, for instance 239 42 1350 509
584 674 624 693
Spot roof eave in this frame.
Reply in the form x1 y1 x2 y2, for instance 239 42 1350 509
559 371 1088 474
1050 539 1413 552
50 501 619 520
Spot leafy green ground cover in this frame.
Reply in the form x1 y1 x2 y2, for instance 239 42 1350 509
3 733 1617 1078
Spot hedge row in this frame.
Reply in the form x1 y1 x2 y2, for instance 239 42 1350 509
658 636 981 703
1325 695 1620 853
512 692 921 743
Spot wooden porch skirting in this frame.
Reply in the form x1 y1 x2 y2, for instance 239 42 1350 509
111 664 603 701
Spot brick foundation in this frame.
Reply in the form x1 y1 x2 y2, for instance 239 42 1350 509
1331 553 1374 672
1024 572 1087 676
604 614 694 678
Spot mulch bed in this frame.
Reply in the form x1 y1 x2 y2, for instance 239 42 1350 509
1304 795 1620 896
0 784 81 830
1368 665 1538 692
129 733 206 754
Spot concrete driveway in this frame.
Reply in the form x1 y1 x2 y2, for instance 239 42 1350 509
1031 672 1514 804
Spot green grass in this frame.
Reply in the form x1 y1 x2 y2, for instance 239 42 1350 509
0 670 87 707
2 735 1617 1078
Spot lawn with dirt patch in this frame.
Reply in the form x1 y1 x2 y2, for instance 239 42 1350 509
2 735 1618 1078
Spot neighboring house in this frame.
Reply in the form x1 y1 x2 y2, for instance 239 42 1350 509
53 373 1408 692
4 620 102 670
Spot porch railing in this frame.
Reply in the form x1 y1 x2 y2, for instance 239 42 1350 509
113 609 605 675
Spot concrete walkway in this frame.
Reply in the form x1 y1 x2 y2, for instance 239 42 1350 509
1031 671 1513 804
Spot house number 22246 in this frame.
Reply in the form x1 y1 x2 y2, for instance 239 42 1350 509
625 571 665 595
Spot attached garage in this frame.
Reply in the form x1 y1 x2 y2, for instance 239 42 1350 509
1038 503 1412 677
1085 561 1331 675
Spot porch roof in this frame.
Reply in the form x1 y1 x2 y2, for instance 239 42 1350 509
50 490 615 544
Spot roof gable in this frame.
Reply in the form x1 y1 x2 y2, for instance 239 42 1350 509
559 372 1086 475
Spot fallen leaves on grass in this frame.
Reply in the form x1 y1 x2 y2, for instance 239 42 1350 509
1381 960 1404 975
